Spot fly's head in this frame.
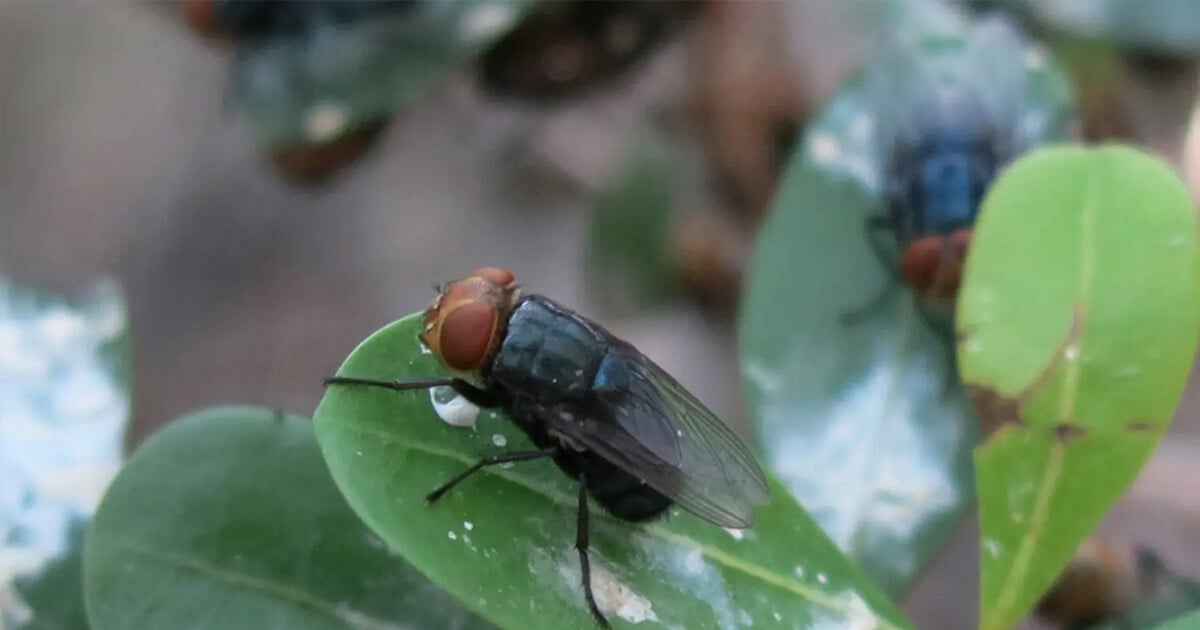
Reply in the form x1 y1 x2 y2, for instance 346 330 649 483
900 228 971 306
421 267 521 383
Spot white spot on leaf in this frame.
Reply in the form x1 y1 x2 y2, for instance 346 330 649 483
460 4 516 42
430 387 479 428
722 527 745 541
684 548 705 575
492 434 507 447
556 558 658 624
303 103 349 143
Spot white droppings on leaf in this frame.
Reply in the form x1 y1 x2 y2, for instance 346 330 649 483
983 538 1001 559
448 531 457 540
1064 345 1080 361
774 611 783 621
333 604 408 630
303 102 349 143
430 387 479 428
464 521 474 531
554 556 658 624
811 134 841 164
793 565 805 578
722 527 745 541
492 434 507 447
684 548 705 575
1024 48 1045 70
419 341 433 355
817 572 828 584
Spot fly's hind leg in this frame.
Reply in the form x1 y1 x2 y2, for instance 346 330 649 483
575 474 610 628
840 214 901 326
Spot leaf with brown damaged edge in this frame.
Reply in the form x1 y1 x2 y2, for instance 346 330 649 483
957 145 1200 630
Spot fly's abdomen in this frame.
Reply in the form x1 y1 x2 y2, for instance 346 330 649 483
579 452 672 522
490 296 603 398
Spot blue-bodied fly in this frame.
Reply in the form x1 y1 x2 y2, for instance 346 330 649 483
326 267 769 627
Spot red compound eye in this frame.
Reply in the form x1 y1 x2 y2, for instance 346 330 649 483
436 300 500 371
900 236 942 293
471 267 516 287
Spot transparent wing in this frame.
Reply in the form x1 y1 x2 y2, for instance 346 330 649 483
549 340 770 528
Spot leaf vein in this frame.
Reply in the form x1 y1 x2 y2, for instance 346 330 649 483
110 537 403 630
347 424 905 630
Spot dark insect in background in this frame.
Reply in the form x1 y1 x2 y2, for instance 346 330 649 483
844 90 1002 327
477 0 701 103
326 267 770 627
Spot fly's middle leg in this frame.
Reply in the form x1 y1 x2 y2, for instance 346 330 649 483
425 448 555 504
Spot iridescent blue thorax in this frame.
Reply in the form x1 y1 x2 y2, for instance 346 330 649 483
887 100 1000 243
488 296 606 401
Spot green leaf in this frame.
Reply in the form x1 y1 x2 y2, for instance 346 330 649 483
234 0 534 149
585 133 679 314
11 523 90 630
958 146 1200 630
739 12 1073 597
1150 609 1200 630
314 313 913 630
83 406 490 630
1 277 130 629
1008 0 1200 58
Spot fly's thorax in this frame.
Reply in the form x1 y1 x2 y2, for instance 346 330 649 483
489 296 604 400
421 267 522 386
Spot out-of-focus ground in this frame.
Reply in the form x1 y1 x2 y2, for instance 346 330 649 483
2 3 1197 629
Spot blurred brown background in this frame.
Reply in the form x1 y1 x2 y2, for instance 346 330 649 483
2 3 1197 629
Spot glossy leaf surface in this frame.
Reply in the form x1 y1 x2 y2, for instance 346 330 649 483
738 11 1073 597
1150 609 1200 630
0 278 130 629
314 313 913 629
1006 0 1200 58
958 146 1200 630
233 1 533 149
84 407 490 630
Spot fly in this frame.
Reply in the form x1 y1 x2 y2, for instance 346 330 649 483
843 90 1001 329
325 267 769 627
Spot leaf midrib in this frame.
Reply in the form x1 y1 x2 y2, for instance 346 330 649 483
983 157 1099 629
342 422 907 630
108 537 404 630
